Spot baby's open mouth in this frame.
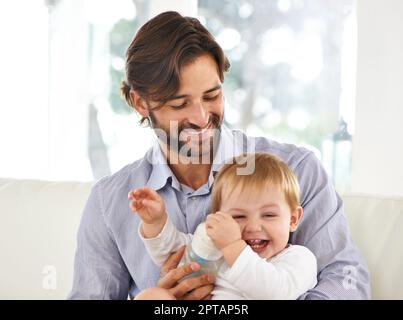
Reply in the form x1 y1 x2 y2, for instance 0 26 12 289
245 239 270 253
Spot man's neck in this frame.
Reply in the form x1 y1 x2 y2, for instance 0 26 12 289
161 145 213 190
169 161 212 190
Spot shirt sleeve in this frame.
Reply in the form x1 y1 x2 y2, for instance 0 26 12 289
67 181 131 300
139 217 193 267
223 245 317 300
293 152 371 299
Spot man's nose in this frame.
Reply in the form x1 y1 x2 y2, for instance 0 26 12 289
188 102 209 129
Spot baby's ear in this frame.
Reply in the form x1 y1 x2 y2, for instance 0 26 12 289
289 206 303 232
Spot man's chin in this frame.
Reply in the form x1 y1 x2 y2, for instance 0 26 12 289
178 142 214 162
176 133 220 163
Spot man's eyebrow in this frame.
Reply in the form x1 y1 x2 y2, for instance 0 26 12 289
166 84 222 101
204 84 222 94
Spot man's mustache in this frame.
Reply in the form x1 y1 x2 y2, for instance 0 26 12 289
178 114 221 133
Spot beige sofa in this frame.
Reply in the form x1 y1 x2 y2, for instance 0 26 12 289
0 177 402 299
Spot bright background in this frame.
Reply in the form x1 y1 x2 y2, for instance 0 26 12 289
0 0 402 197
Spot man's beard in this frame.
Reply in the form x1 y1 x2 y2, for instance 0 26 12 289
150 112 223 164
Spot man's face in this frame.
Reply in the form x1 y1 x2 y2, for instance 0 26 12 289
147 54 224 163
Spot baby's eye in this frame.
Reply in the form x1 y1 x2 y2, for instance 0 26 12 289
232 215 246 220
262 213 276 218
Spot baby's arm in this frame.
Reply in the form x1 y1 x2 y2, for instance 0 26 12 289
139 217 193 267
128 187 193 267
205 211 247 266
224 245 318 300
128 187 167 238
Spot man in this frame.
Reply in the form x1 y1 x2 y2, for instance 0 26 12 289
68 11 370 299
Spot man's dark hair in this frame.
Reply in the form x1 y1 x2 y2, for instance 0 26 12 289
120 11 230 126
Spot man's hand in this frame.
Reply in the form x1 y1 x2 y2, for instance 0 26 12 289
205 211 242 250
157 246 216 300
128 187 167 238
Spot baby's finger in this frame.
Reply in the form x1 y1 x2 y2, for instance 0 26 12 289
129 200 137 211
128 190 137 200
215 211 232 221
133 189 146 199
140 187 161 201
205 214 219 224
141 199 156 209
136 187 158 202
130 199 143 212
214 211 228 217
212 213 226 223
128 189 144 201
205 218 219 229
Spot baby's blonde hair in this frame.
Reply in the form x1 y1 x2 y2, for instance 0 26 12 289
211 152 300 213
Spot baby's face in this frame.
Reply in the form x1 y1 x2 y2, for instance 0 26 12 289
219 183 301 259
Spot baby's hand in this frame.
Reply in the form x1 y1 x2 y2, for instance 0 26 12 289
128 187 166 226
205 211 242 250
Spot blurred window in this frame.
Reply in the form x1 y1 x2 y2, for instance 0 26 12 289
0 0 355 192
198 0 356 191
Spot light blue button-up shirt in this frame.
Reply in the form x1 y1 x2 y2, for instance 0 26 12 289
68 125 371 299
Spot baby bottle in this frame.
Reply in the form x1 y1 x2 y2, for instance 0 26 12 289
180 222 223 280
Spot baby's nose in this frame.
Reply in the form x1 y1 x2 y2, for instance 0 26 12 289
244 220 263 232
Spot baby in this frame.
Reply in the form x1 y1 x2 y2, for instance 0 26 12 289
129 152 317 299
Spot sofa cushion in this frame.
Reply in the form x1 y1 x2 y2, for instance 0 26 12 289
0 178 93 299
343 193 403 299
1 178 402 299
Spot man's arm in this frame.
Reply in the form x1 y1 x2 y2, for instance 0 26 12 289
292 152 371 299
68 181 131 300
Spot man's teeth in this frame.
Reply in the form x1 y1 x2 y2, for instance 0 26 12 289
182 122 212 135
183 127 208 135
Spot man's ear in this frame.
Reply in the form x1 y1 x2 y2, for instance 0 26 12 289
129 90 149 118
289 206 303 233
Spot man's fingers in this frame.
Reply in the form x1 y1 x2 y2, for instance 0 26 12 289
182 284 215 300
160 246 186 275
170 273 215 299
159 261 200 289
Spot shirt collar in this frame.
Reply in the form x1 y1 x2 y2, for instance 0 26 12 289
146 140 181 191
211 124 247 173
